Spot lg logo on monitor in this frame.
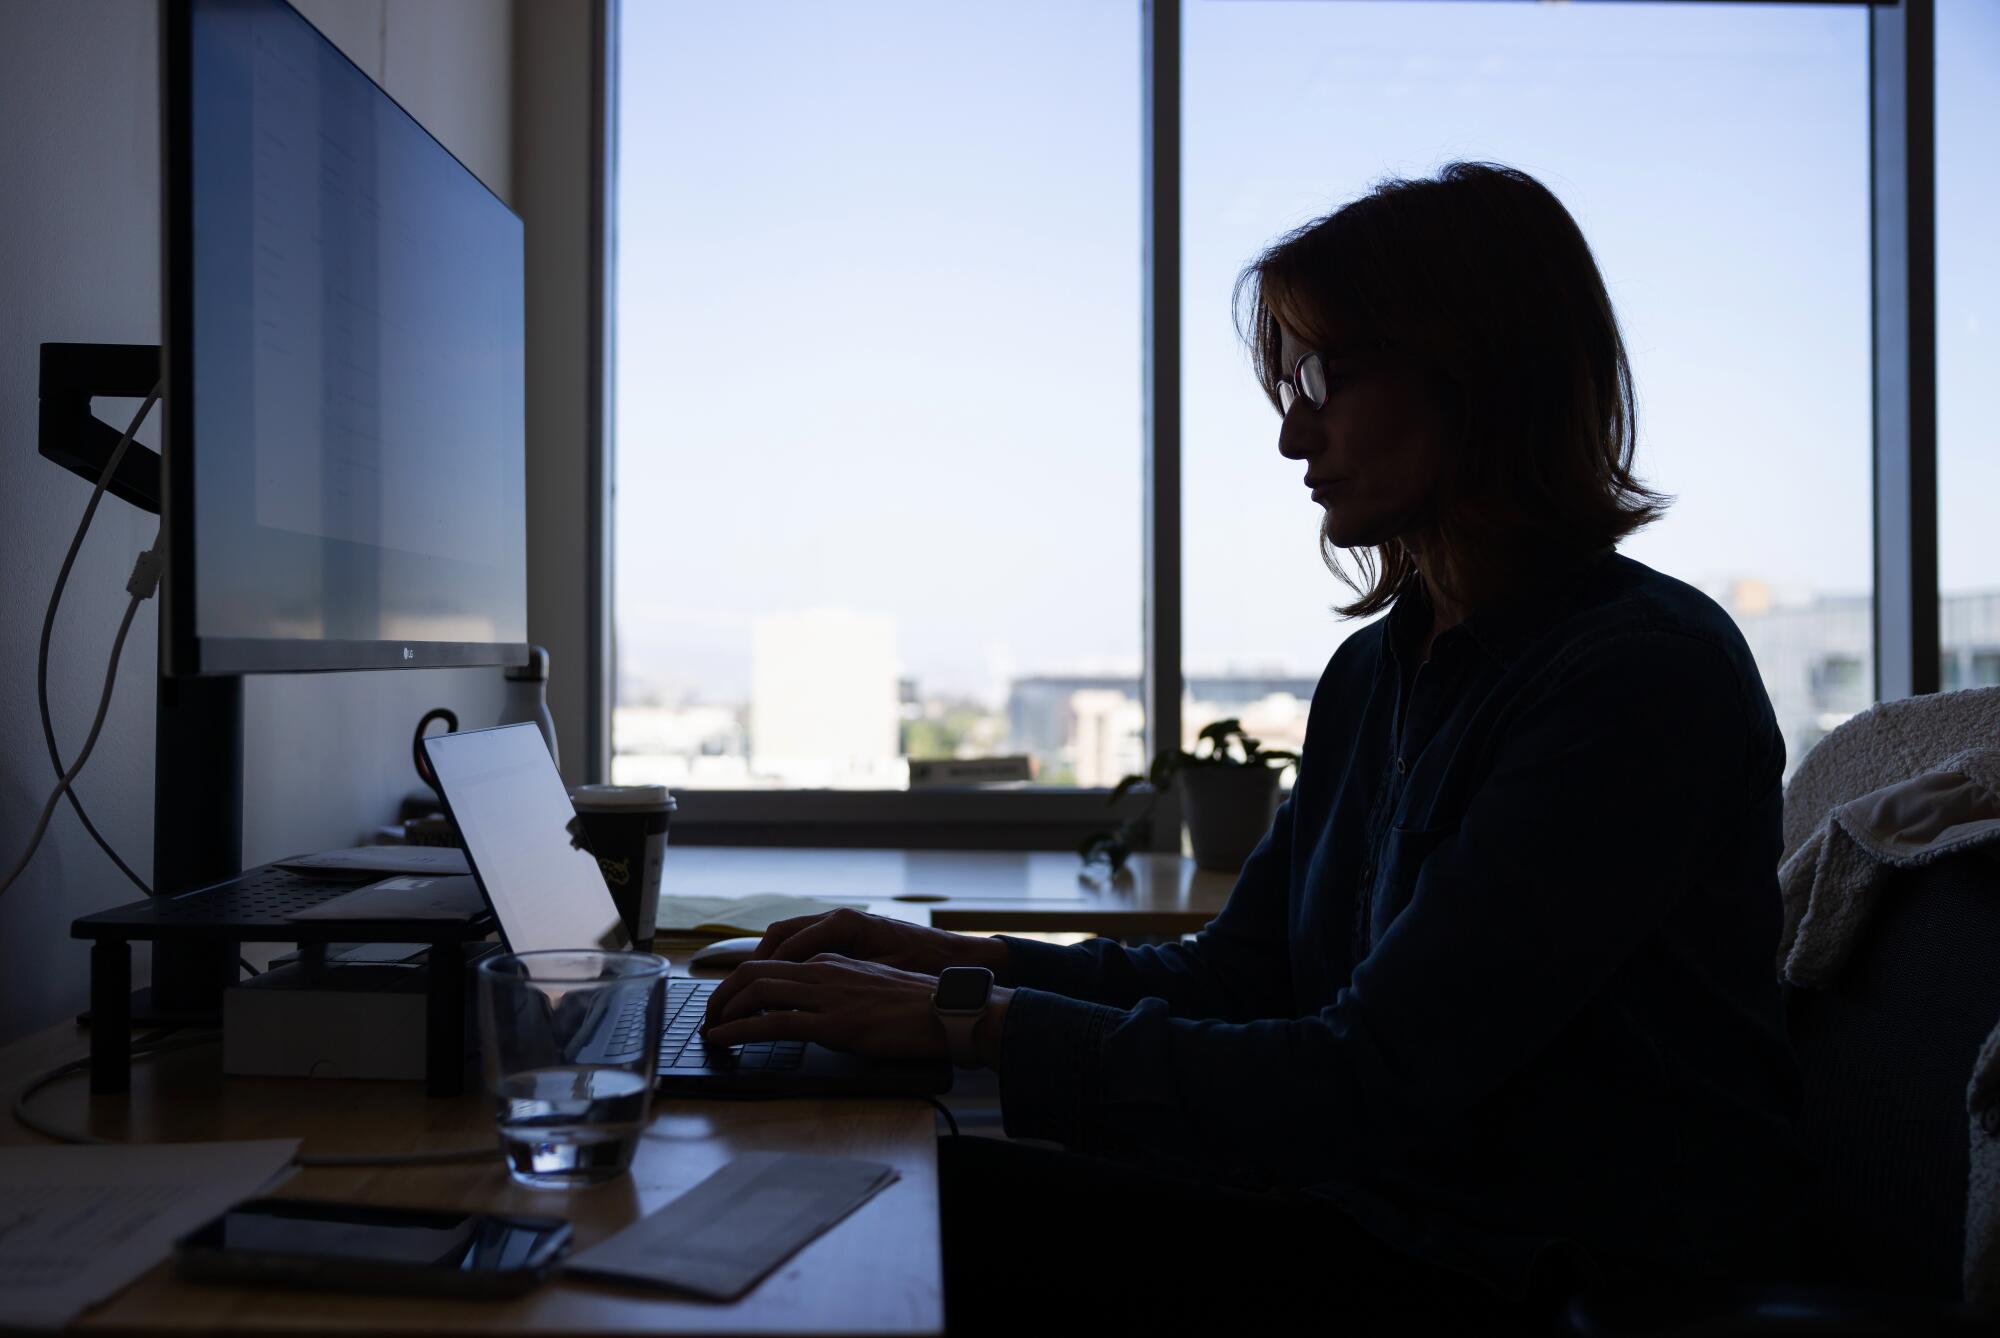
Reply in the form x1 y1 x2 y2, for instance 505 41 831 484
402 647 414 661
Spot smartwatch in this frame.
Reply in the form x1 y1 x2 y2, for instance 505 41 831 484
931 966 995 1068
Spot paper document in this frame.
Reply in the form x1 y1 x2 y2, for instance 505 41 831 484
287 874 487 922
653 894 868 937
276 845 471 877
0 1138 298 1330
568 1152 899 1300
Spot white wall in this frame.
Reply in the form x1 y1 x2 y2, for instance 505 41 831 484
0 0 519 1045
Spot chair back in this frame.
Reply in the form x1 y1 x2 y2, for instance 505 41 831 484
1785 849 2000 1300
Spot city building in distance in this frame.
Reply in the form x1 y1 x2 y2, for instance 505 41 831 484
613 591 2000 792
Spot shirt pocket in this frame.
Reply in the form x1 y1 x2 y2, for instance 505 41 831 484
1365 823 1459 950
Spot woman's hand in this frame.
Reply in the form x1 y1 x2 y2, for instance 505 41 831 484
748 907 1009 980
699 953 1012 1063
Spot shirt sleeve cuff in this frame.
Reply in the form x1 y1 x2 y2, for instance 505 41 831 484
996 987 1126 1146
995 935 1102 998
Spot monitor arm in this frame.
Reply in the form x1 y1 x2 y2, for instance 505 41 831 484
39 341 239 1016
38 342 163 514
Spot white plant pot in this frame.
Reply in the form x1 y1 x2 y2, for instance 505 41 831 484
1179 765 1283 873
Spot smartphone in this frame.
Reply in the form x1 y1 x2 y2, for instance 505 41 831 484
175 1198 571 1298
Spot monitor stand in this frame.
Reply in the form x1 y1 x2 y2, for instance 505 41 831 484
148 672 244 1020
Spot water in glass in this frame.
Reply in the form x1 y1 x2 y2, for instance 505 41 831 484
496 1064 651 1185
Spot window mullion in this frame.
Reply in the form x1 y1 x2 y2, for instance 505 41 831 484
1870 0 1940 701
1142 0 1183 851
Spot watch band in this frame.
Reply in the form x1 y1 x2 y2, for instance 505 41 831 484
940 1011 981 1068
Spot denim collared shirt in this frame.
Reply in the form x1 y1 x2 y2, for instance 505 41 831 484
995 552 1805 1296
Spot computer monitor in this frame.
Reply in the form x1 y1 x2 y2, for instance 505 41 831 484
161 0 528 677
138 0 530 1009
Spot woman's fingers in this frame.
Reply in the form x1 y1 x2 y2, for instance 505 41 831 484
702 1007 827 1049
699 955 947 1060
750 912 835 961
764 907 875 963
705 973 820 1027
703 956 841 1027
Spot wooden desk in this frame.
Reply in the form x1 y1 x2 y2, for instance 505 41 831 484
664 848 1234 937
0 1020 942 1335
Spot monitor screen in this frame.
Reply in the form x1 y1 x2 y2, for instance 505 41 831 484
163 0 528 674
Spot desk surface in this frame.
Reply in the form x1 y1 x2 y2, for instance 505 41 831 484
0 1020 942 1335
664 847 1234 936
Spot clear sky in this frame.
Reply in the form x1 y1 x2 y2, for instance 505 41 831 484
613 0 1996 706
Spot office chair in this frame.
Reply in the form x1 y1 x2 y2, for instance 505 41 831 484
1563 848 2000 1336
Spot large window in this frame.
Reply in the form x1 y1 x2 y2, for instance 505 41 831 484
1938 0 2000 692
614 1 1141 789
607 1 1948 821
1182 0 1871 777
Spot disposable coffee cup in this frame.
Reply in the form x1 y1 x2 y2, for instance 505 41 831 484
569 784 675 950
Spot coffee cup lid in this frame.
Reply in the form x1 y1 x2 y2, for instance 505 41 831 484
570 783 676 811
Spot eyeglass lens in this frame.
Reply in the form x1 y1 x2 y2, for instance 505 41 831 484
1297 353 1326 408
1280 352 1326 415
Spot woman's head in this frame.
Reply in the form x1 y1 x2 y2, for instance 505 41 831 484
1236 161 1667 617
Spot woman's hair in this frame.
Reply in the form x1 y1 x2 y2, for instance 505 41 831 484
1234 161 1668 618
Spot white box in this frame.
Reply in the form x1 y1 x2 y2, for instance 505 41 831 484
222 960 449 1082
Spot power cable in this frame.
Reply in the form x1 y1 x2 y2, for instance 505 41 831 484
2 545 161 898
927 1096 960 1137
12 1032 502 1168
33 385 162 898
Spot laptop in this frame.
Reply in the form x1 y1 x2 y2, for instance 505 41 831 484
422 722 950 1097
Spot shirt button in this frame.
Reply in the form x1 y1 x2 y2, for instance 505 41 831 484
1395 756 1407 775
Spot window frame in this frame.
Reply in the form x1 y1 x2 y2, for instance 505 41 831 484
596 0 1939 846
1871 0 1941 700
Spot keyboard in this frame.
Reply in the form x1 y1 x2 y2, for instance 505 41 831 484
607 978 807 1072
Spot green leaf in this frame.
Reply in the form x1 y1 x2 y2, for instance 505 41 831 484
1108 773 1145 805
1197 718 1240 745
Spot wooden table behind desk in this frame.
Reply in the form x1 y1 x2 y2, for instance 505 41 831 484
663 848 1235 937
0 1021 941 1336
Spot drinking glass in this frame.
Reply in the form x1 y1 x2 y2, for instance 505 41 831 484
477 949 669 1188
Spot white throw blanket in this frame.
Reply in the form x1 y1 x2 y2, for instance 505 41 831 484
1782 688 2000 866
1777 741 2000 1306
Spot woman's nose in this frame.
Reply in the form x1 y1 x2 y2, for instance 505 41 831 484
1276 405 1313 461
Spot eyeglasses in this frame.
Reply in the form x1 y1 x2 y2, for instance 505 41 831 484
1277 351 1329 415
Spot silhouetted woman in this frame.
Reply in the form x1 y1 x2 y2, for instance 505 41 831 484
703 162 1804 1332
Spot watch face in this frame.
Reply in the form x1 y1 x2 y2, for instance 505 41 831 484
934 966 992 1011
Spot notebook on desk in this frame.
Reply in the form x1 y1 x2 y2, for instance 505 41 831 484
422 723 949 1098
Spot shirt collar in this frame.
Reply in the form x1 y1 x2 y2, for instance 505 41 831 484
1389 548 1619 670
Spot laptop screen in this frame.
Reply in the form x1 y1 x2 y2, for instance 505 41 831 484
422 723 630 953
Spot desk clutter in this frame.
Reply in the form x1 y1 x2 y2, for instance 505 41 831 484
0 1140 897 1327
569 1153 901 1301
0 1139 299 1331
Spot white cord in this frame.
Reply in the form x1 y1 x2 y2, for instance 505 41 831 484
10 1030 211 1144
11 1032 502 1168
13 380 162 896
1 551 160 899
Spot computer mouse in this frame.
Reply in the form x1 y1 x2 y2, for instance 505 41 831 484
687 935 763 970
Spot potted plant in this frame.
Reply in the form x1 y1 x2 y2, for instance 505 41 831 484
1079 718 1298 874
